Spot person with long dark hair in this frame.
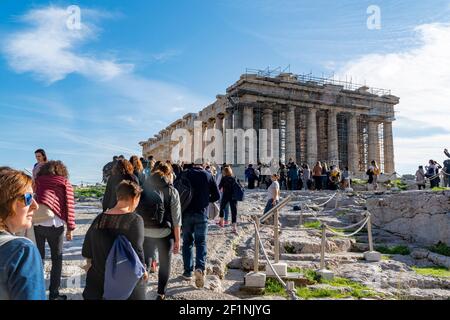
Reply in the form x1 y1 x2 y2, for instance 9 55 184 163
33 149 48 180
218 166 239 234
82 181 148 300
102 159 139 213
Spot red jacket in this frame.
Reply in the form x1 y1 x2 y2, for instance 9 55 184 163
35 175 76 231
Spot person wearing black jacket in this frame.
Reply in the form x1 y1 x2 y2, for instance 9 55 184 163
218 166 238 233
181 164 220 289
102 160 139 213
137 164 181 300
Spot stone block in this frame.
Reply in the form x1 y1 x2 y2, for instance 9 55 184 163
244 272 266 288
316 269 334 281
265 262 288 277
364 251 382 262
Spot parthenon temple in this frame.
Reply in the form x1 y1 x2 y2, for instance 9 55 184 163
140 69 399 175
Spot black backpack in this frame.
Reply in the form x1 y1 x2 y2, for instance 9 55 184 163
232 179 245 202
136 185 166 228
173 172 193 213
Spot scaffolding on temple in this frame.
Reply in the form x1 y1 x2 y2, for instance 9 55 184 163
244 67 391 96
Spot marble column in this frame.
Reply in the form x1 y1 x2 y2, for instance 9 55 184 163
327 109 339 167
368 120 380 167
286 106 296 163
262 108 273 159
347 114 359 173
215 114 225 164
204 119 215 163
383 121 395 173
306 108 318 167
243 106 255 164
224 109 233 164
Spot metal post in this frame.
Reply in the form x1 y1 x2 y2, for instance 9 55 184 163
254 216 260 272
320 224 326 270
274 209 280 263
367 213 374 252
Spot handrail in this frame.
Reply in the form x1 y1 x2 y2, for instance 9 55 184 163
259 195 293 223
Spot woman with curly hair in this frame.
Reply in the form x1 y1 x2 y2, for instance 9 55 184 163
34 160 76 300
103 159 139 213
0 169 45 300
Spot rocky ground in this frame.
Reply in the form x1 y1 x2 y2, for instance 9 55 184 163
44 189 450 300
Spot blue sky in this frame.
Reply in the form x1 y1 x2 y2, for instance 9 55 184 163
1 0 450 183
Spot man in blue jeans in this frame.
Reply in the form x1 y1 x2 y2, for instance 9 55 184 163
182 163 220 288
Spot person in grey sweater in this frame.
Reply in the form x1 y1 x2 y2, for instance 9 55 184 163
139 163 181 300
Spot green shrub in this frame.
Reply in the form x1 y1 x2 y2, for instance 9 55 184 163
352 179 367 186
296 287 346 299
296 277 380 300
286 268 319 283
375 245 410 255
268 269 381 299
302 221 322 229
431 187 450 192
411 266 450 278
284 244 295 254
265 278 287 297
429 242 450 257
387 179 408 191
74 186 106 198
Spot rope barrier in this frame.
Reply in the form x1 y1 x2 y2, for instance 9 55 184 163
252 219 299 300
314 192 338 207
324 216 370 238
325 213 370 230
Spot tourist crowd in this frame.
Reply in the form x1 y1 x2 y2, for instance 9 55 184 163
2 147 449 300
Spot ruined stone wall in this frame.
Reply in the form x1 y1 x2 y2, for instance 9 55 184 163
366 191 450 246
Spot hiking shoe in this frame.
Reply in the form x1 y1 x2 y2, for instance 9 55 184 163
195 269 205 288
224 220 230 226
182 272 192 281
156 294 165 300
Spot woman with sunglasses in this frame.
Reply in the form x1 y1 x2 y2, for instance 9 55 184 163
0 169 46 300
34 160 76 300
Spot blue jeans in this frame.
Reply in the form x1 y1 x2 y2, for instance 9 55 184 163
182 213 208 275
220 192 230 221
263 199 278 214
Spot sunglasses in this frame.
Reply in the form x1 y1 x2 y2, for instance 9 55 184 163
21 193 35 206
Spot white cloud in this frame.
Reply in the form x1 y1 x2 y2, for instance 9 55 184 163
337 22 450 174
2 6 133 83
104 74 209 123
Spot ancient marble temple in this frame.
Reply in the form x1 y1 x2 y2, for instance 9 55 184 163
140 70 399 175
